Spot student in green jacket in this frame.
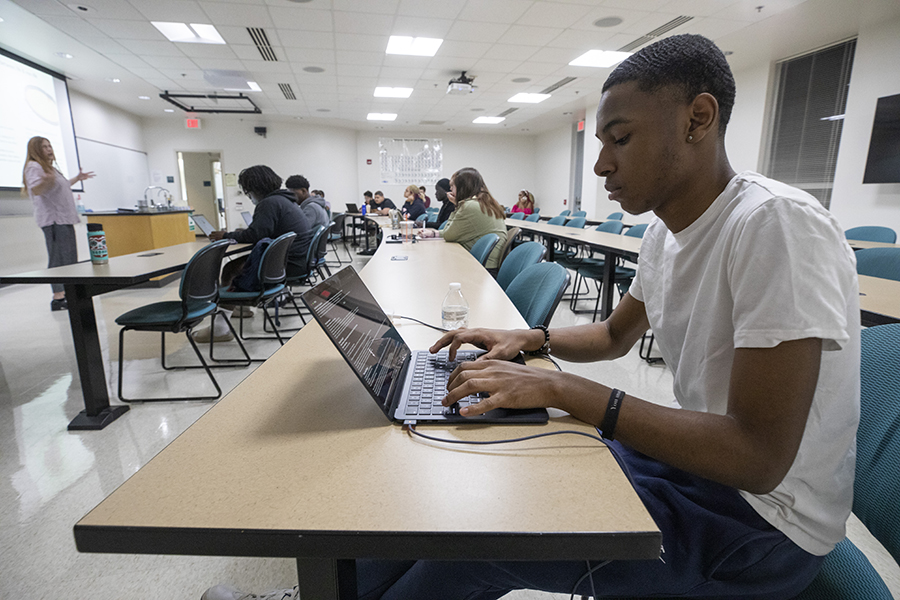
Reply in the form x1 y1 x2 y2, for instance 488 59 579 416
420 167 508 273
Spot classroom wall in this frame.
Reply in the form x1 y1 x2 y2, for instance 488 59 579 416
829 6 900 231
141 117 360 230
354 130 537 211
532 125 572 216
0 91 145 275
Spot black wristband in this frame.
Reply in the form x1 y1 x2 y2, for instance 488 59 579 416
600 388 625 440
525 325 550 356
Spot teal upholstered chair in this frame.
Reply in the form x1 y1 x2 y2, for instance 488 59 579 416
496 226 521 269
217 232 299 351
547 215 567 225
558 209 571 217
439 220 450 230
505 262 570 328
509 212 526 220
845 225 897 244
115 239 249 402
572 210 587 218
606 212 624 220
559 220 625 309
855 247 900 281
525 213 541 222
496 241 546 291
469 233 500 267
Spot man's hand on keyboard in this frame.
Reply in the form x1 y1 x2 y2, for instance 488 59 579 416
429 327 540 362
441 359 559 417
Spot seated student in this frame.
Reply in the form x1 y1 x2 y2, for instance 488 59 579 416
369 190 395 215
419 168 508 274
401 185 427 222
362 190 373 211
511 189 535 215
426 178 454 229
285 175 329 230
197 165 314 343
202 35 859 600
418 185 431 209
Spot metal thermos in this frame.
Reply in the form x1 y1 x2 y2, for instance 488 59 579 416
87 223 108 265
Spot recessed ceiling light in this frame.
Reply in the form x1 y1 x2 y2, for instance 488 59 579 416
473 116 504 124
56 52 74 59
303 66 325 73
138 95 151 100
151 21 226 44
368 113 397 121
569 50 632 68
66 4 93 14
317 108 331 112
508 93 550 103
385 36 443 57
374 87 413 98
593 17 623 28
511 77 531 83
106 77 121 83
164 109 175 112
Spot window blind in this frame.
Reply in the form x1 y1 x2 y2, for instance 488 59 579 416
764 39 856 208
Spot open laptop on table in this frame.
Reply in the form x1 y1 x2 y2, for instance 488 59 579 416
241 211 253 226
191 214 217 237
301 266 548 424
346 203 359 213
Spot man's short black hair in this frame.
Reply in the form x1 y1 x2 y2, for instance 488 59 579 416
285 174 310 190
364 190 373 198
238 165 282 197
602 34 735 135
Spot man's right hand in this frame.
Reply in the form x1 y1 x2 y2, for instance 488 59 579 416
208 230 226 241
429 327 542 361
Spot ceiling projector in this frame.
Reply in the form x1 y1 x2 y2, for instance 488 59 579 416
447 71 475 95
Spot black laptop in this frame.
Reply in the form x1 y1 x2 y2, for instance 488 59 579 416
300 266 548 424
346 203 359 213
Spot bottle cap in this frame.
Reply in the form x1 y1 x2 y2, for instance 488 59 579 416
87 223 104 232
449 282 461 290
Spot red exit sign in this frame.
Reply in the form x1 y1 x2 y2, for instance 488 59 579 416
577 120 585 132
185 118 201 129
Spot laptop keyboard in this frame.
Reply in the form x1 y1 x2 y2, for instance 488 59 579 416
404 351 482 417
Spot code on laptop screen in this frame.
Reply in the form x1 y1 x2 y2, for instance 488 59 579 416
301 267 410 414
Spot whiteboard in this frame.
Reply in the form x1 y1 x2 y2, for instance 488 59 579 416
76 137 150 212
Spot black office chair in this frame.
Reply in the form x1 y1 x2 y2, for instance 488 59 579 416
115 240 250 402
326 213 352 266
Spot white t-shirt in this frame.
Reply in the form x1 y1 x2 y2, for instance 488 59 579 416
629 171 860 556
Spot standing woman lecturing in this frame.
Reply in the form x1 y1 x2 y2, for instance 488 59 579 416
22 136 94 311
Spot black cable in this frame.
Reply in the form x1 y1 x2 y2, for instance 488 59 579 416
406 424 605 446
394 314 447 332
569 560 610 600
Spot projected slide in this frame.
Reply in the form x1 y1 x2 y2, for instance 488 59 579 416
0 50 79 189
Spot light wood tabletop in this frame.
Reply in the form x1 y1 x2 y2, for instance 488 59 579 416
859 274 900 325
74 235 661 599
847 239 900 250
0 240 249 430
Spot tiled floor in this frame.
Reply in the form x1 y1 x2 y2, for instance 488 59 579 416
0 248 897 600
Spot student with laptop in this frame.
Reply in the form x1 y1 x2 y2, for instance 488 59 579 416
202 35 859 599
196 165 314 343
285 174 330 229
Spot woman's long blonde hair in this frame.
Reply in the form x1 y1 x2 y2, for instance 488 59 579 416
404 184 423 201
518 189 535 209
451 167 505 220
22 136 54 194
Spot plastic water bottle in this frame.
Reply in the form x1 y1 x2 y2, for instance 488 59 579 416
361 203 367 216
441 282 469 330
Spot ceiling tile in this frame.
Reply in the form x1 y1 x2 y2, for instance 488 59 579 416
445 20 512 42
129 0 210 22
378 66 427 80
77 36 132 55
497 24 565 46
332 0 399 14
545 28 616 50
85 19 168 40
390 16 455 38
472 57 524 73
483 44 540 62
144 55 199 69
682 16 748 41
284 47 337 64
230 44 267 60
516 2 594 28
117 40 187 57
457 0 533 24
267 6 334 30
334 33 389 52
67 0 146 19
336 50 384 66
241 59 295 73
11 0 72 17
336 75 380 87
397 0 467 19
39 16 107 39
332 11 394 35
127 66 165 79
437 40 492 59
197 2 274 27
191 58 247 71
177 44 239 59
572 6 652 32
108 53 151 68
336 63 383 78
279 30 336 49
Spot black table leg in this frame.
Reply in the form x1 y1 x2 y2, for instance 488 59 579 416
599 252 616 321
297 558 357 600
358 218 376 256
64 283 129 430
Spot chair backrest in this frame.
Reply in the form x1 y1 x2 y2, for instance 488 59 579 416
566 217 586 228
525 213 541 222
305 225 327 272
854 324 900 565
330 213 347 234
558 209 571 217
572 210 587 218
846 226 897 244
547 215 566 225
606 212 624 220
315 221 333 261
258 232 296 288
415 213 428 224
533 207 539 214
180 239 232 305
469 233 500 266
439 220 450 230
510 212 526 220
855 247 900 282
625 223 648 238
595 220 624 234
497 241 546 291
497 226 520 269
505 262 570 328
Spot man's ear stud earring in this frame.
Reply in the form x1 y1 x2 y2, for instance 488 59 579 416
688 135 694 141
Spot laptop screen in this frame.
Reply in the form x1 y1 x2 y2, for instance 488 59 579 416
301 266 411 415
346 203 358 213
241 211 253 226
191 214 215 236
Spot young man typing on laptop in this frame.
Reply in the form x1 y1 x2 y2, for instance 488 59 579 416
203 35 859 599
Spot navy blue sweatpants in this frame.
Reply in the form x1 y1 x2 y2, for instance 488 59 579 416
357 441 824 599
